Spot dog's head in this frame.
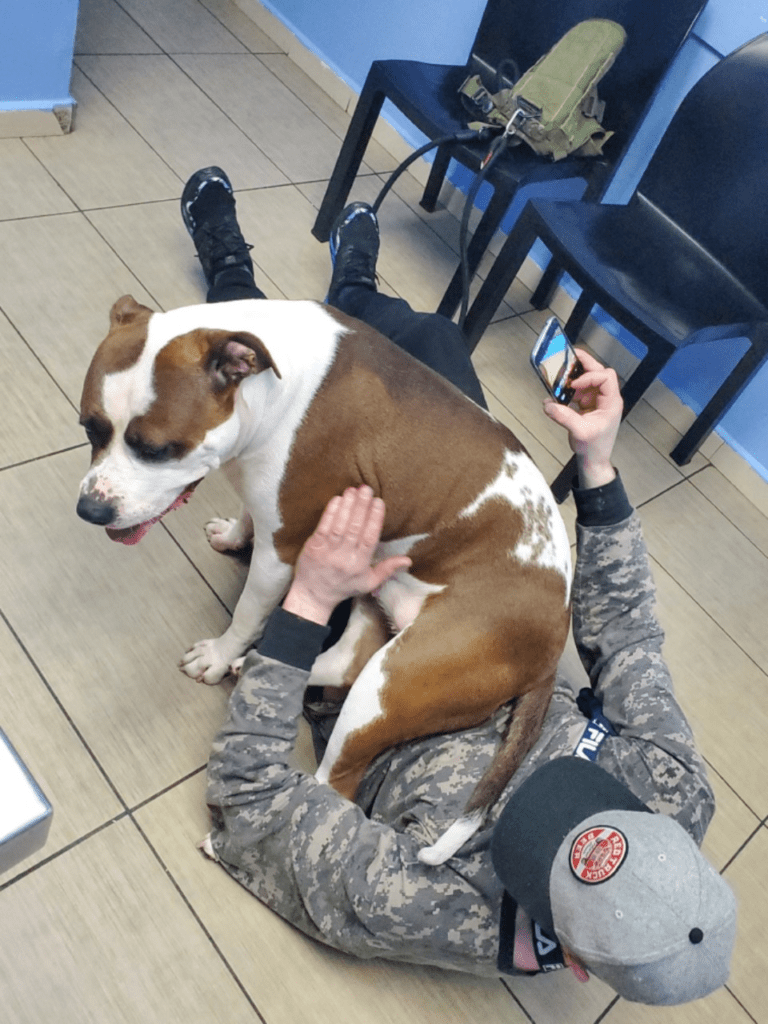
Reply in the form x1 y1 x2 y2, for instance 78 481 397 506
76 295 280 544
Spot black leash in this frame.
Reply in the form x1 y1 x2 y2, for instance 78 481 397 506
370 126 512 330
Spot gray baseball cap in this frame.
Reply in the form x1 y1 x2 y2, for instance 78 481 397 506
491 757 737 1004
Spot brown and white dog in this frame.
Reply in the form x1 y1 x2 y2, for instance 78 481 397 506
77 294 571 863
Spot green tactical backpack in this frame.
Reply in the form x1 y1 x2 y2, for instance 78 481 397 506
459 19 627 162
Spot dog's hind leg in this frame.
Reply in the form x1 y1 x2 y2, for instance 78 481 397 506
310 597 391 779
309 595 390 698
314 639 395 797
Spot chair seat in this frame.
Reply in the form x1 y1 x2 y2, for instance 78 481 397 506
529 197 768 346
370 60 469 136
371 59 592 185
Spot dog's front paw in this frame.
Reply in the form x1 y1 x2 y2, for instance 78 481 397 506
205 517 250 553
179 639 234 685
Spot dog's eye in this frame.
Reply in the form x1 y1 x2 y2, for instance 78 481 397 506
80 416 112 450
127 436 184 462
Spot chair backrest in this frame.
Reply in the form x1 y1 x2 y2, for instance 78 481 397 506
468 0 706 158
636 33 768 308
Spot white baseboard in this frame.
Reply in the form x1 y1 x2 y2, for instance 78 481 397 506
0 103 75 138
235 0 767 508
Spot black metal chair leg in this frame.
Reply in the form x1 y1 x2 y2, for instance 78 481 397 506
312 75 386 242
670 342 766 465
564 292 594 341
462 207 539 351
550 456 578 504
530 261 562 310
420 145 452 212
436 186 517 321
618 346 675 416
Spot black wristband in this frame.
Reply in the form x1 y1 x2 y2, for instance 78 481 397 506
257 605 331 672
572 471 633 527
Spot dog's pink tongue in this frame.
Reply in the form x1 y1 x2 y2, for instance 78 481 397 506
105 488 194 545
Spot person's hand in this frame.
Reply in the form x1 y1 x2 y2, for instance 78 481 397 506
282 486 412 625
542 348 623 489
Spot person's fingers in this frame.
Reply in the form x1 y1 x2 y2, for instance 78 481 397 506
306 494 342 549
572 348 603 374
331 486 359 539
369 555 411 591
345 485 375 543
360 493 385 550
571 366 621 403
543 398 583 429
569 368 613 392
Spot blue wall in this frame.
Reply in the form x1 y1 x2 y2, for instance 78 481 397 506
261 0 768 482
0 0 78 112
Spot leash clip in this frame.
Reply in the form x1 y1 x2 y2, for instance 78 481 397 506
503 98 542 140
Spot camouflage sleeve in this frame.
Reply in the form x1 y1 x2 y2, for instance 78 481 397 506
205 652 503 974
571 512 714 842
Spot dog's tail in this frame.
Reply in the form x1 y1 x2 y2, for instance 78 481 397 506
417 680 554 866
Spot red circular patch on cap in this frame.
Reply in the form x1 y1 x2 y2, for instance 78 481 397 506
569 826 628 884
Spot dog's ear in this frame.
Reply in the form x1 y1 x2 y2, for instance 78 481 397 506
110 295 154 327
208 330 282 386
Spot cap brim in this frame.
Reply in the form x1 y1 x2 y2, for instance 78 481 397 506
491 757 649 933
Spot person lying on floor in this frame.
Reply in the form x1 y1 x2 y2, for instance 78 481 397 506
181 167 736 1005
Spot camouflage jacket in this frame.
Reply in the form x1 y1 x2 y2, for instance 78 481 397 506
205 479 714 976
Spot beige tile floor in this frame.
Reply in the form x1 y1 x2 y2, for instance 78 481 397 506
1 1 766 1021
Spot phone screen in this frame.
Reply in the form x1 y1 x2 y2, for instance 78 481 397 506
530 318 583 404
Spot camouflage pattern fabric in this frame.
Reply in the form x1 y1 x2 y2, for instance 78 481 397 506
205 512 714 974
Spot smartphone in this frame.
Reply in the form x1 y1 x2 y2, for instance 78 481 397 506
530 316 583 404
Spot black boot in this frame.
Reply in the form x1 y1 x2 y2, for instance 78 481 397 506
326 202 380 307
181 166 256 299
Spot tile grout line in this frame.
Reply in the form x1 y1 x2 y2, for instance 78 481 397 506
0 607 130 812
647 547 768 682
84 0 290 186
498 979 535 1022
129 812 269 1023
688 464 768 558
720 818 768 875
724 985 760 1023
158 518 239 616
0 442 88 475
0 302 82 414
0 812 131 894
127 763 209 816
72 57 186 190
164 50 289 182
705 757 766 828
198 0 288 58
592 995 621 1023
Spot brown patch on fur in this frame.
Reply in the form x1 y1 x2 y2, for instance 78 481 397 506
327 556 568 799
273 309 570 811
80 297 153 446
273 309 527 564
128 328 276 457
80 302 279 462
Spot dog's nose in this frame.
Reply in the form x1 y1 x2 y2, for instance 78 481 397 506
76 494 117 526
